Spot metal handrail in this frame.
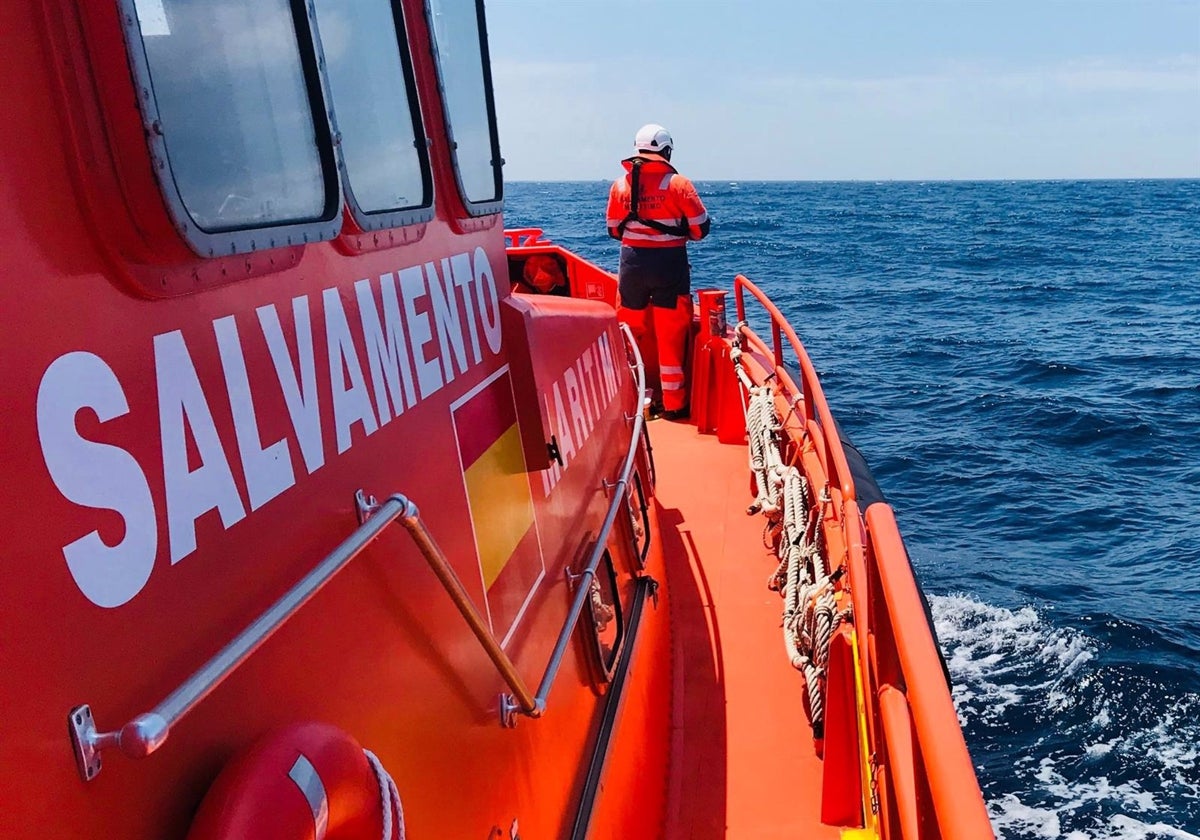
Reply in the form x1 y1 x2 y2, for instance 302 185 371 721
69 488 543 782
69 494 427 781
69 323 648 778
504 227 550 248
500 322 647 726
358 492 539 722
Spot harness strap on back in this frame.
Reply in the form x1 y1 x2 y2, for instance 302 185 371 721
616 158 690 239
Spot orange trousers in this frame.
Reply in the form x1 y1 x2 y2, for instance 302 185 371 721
618 295 693 412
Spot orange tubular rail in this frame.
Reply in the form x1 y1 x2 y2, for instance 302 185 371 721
878 685 921 840
504 229 620 307
733 274 856 502
867 503 994 839
504 227 551 248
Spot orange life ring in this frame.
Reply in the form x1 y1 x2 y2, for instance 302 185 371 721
187 722 404 840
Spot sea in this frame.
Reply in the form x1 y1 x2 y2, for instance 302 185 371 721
505 179 1200 839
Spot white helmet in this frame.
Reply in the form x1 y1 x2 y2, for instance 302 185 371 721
634 123 673 154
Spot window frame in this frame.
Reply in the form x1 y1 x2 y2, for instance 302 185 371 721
583 550 627 683
627 470 652 570
320 0 435 232
423 0 504 217
118 0 344 258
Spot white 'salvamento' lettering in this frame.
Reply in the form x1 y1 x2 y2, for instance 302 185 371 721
37 249 503 607
400 264 444 400
214 315 296 511
36 352 158 608
156 330 247 564
356 274 417 425
324 288 379 454
258 296 325 475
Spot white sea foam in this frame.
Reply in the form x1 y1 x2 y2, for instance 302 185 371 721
929 593 1200 839
930 593 1095 724
990 793 1200 840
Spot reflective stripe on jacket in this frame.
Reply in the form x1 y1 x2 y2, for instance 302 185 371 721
605 154 709 248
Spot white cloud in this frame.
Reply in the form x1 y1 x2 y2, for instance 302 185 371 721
493 54 1200 180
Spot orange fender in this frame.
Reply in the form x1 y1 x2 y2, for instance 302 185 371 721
187 722 401 840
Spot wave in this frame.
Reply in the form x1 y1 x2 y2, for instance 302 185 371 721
931 594 1200 838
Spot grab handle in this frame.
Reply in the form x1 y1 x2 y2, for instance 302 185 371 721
69 493 534 781
70 326 647 778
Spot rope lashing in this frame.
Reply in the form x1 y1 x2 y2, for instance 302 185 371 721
588 578 615 632
741 381 845 734
746 387 787 516
364 749 406 840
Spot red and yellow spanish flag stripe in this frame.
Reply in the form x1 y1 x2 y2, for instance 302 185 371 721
453 370 543 637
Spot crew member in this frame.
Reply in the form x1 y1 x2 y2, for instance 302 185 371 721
605 123 709 420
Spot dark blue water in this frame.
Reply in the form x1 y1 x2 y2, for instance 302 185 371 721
506 180 1200 839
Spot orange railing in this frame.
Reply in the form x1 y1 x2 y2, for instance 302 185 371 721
865 503 993 839
504 227 552 248
734 274 855 502
504 228 618 307
733 273 992 838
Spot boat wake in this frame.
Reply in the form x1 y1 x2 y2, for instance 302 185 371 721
930 594 1200 839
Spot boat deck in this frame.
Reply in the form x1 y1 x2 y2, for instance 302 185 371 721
652 419 842 839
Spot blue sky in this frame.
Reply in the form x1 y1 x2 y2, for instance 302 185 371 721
485 0 1200 180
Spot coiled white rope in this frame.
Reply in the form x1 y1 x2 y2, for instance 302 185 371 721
781 468 811 670
363 749 406 840
747 388 786 516
588 577 615 631
780 472 835 730
743 383 843 734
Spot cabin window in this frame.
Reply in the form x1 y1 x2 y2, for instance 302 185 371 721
312 0 433 226
126 0 340 249
426 0 504 212
627 471 651 569
585 551 626 681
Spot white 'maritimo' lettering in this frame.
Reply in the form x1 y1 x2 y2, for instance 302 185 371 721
563 367 590 448
579 350 599 422
551 381 575 462
597 333 618 401
541 329 625 494
37 248 503 607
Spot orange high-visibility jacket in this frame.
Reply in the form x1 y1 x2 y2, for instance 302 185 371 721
606 154 709 248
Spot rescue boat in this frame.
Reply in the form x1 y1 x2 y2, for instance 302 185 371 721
0 0 994 837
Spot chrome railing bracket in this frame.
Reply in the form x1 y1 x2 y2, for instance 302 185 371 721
355 489 381 524
564 565 594 593
68 705 102 782
68 705 168 781
499 693 520 728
